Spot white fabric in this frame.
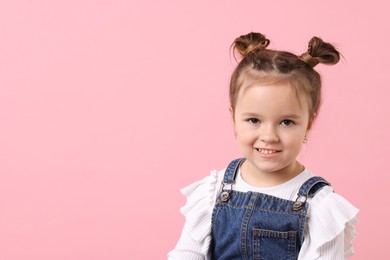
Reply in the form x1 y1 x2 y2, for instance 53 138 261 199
168 168 359 260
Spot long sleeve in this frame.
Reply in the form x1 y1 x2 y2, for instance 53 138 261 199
167 226 206 260
168 170 220 260
298 186 359 259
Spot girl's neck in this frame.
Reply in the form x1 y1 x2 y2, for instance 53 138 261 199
240 160 304 188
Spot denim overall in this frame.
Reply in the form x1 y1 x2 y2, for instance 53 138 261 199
210 158 330 260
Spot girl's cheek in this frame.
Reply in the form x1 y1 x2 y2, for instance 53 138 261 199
240 131 258 142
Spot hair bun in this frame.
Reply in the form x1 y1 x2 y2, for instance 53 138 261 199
300 36 340 67
233 32 270 58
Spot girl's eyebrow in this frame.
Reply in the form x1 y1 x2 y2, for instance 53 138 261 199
240 112 260 117
279 114 302 119
240 112 302 119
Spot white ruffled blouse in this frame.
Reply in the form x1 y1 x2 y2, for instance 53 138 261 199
168 168 359 260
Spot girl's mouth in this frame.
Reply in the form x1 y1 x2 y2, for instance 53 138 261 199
255 148 281 154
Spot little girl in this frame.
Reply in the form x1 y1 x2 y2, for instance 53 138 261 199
168 32 358 259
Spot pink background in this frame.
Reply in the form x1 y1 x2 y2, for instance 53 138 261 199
0 0 388 259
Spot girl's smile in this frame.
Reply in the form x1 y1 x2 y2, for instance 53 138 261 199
232 83 311 187
255 148 281 157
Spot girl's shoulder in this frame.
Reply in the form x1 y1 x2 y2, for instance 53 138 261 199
304 183 359 258
180 169 224 209
178 169 224 242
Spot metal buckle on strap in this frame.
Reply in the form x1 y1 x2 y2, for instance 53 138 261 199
220 181 235 202
293 195 307 211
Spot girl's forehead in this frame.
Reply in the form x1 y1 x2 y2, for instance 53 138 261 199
239 83 296 101
236 84 310 114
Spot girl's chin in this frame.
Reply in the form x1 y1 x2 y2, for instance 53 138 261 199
246 160 298 176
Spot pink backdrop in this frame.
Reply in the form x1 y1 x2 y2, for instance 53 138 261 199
0 0 387 259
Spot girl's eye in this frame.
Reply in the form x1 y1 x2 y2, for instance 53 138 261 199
248 118 260 125
281 119 295 126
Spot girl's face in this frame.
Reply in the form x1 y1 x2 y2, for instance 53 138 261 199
232 83 312 185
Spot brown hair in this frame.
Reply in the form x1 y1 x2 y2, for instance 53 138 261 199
230 32 340 119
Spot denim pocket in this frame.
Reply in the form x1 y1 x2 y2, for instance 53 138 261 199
252 229 297 260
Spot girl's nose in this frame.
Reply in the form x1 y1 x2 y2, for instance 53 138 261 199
260 125 279 143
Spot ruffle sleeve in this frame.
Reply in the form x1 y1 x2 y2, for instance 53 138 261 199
302 186 359 259
179 170 220 255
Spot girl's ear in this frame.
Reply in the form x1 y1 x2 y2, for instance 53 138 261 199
229 106 238 139
229 106 235 122
307 112 317 130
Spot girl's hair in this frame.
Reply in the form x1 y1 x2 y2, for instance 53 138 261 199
230 32 340 119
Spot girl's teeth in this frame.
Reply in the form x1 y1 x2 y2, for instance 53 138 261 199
259 149 276 154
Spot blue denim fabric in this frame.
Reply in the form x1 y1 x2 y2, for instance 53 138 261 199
211 158 330 260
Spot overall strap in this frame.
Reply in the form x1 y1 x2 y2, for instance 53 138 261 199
293 176 330 211
298 176 331 197
219 158 246 202
223 158 246 184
